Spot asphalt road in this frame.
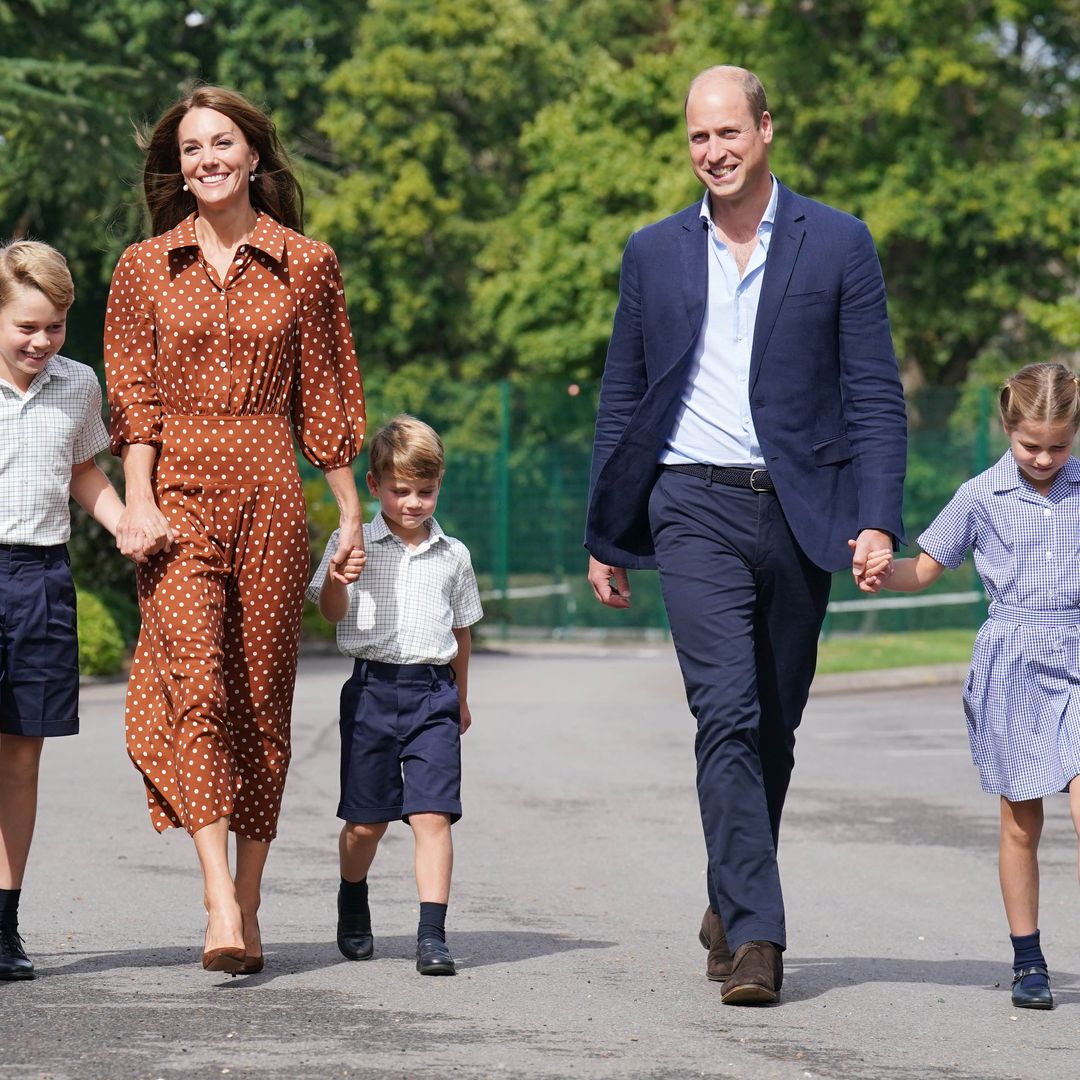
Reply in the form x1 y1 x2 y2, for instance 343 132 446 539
3 646 1079 1079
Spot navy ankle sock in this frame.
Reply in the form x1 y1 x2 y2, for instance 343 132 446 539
418 902 447 944
338 878 370 927
1011 930 1049 989
0 888 20 928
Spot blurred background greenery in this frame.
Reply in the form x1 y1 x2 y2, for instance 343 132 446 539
2 1 1076 671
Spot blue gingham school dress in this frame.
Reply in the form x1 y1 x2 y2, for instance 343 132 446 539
919 451 1080 801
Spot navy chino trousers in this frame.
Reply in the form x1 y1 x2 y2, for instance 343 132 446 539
648 469 831 952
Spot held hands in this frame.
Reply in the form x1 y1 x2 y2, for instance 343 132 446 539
848 534 894 594
115 500 175 564
334 546 367 583
329 518 366 584
587 555 631 609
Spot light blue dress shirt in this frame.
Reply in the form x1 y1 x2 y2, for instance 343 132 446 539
660 177 778 467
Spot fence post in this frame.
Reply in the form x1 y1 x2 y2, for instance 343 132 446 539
494 379 511 640
973 384 992 474
551 445 567 632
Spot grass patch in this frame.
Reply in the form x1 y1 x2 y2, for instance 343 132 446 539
816 628 977 674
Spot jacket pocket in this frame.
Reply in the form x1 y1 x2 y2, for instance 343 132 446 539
813 434 853 466
783 288 829 308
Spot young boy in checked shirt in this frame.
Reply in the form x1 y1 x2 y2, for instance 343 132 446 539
0 241 128 980
307 414 482 976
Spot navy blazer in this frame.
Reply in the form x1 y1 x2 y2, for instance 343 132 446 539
585 182 907 574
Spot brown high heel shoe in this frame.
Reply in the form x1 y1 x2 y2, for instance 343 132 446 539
202 945 246 973
202 917 246 973
234 915 263 975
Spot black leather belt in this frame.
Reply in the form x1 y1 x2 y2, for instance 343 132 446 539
663 464 774 492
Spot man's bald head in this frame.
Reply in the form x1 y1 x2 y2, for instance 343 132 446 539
685 66 769 129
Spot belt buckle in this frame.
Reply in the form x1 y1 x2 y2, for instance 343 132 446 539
750 469 769 492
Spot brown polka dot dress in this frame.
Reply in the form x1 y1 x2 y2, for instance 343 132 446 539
104 212 365 841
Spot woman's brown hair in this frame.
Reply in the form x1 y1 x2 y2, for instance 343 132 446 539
999 363 1080 433
140 85 303 236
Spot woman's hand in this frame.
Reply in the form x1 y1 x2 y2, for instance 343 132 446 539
116 498 174 564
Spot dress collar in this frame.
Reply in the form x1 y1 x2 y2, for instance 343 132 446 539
989 450 1080 494
163 211 287 263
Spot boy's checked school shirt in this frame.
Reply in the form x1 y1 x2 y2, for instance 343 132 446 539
307 514 483 664
0 354 110 544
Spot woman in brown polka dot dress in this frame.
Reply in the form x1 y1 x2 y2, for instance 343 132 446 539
104 87 365 974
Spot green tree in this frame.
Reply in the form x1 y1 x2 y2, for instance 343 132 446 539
312 0 567 384
0 0 361 363
475 0 1080 396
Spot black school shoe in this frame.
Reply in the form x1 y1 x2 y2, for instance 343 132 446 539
416 937 456 976
336 884 374 961
1011 965 1053 1009
0 925 34 980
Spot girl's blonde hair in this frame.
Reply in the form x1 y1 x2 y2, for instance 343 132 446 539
999 363 1080 432
0 240 74 311
368 414 445 482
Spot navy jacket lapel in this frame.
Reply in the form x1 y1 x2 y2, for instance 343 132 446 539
750 184 805 393
678 208 708 345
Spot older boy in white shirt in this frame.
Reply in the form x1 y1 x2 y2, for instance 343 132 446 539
0 240 127 980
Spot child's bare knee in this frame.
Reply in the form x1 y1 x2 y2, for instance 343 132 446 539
408 812 451 836
0 735 44 778
1001 799 1043 847
344 821 387 843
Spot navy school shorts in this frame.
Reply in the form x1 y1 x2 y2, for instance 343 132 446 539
338 659 462 824
0 544 80 738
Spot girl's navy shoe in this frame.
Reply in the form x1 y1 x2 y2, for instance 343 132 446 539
1011 965 1053 1009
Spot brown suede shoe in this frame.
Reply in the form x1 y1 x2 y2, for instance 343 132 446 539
720 940 783 1005
698 907 734 981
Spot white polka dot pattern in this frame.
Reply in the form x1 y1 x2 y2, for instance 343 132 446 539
104 213 366 841
104 211 365 470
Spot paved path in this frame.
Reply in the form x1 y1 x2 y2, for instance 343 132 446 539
4 647 1079 1078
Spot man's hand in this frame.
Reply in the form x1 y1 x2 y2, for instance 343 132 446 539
850 529 894 593
587 555 631 608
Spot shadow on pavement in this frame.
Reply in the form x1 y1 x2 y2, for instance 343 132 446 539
30 930 615 985
786 956 1080 1006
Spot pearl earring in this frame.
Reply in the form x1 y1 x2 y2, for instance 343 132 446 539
182 182 189 192
250 171 258 181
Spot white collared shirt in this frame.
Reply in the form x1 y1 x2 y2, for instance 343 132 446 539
306 514 484 664
660 177 778 467
0 354 111 544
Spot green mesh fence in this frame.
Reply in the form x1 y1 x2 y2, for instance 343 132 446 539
301 380 1005 640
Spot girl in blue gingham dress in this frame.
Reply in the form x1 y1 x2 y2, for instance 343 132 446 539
864 363 1080 1012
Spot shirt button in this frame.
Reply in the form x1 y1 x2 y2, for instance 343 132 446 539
1044 508 1052 517
1046 551 1055 560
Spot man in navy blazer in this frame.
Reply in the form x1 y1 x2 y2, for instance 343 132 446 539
586 66 907 1004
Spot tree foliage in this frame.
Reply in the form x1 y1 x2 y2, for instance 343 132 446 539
2 0 1078 402
0 0 358 361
